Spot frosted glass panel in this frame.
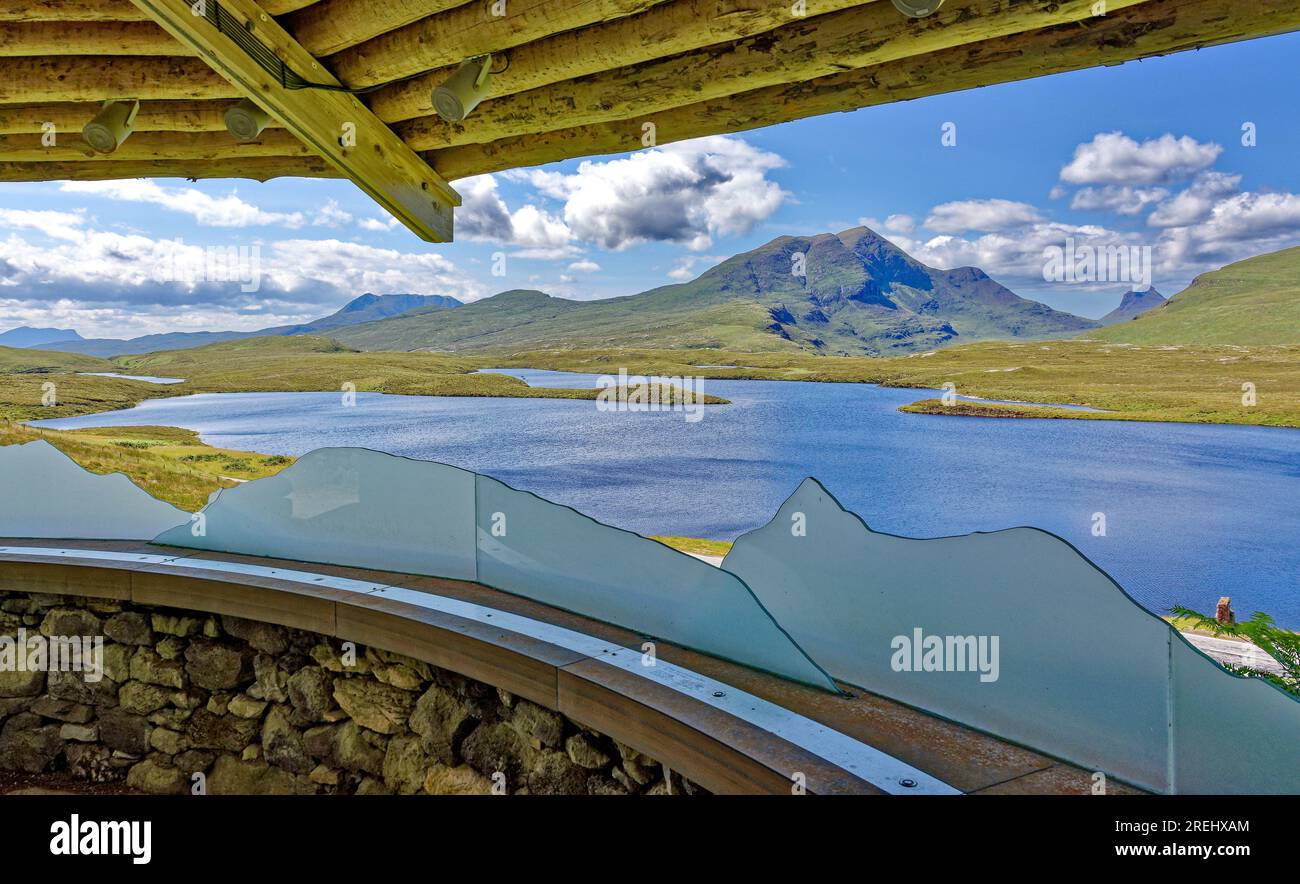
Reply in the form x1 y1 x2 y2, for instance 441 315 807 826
155 448 477 581
723 478 1173 791
0 440 189 540
475 474 836 691
1171 638 1300 794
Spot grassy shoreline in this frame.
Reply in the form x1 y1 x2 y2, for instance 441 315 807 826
1 422 295 511
0 336 726 422
4 335 1297 431
472 340 1300 429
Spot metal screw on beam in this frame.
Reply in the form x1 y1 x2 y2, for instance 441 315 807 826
892 0 944 17
899 778 918 788
82 100 140 154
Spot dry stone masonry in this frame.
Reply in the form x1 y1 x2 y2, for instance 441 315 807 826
0 589 702 795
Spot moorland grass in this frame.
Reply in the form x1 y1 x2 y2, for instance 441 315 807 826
0 336 725 421
0 422 294 511
471 340 1300 428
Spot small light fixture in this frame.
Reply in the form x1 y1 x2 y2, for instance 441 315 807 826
82 99 139 154
431 54 493 123
224 98 271 142
892 0 944 16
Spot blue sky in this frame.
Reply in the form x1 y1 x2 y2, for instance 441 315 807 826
3 30 1299 338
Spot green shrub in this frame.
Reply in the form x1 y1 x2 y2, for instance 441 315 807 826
1172 606 1300 697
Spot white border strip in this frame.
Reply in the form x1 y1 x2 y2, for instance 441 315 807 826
0 546 958 795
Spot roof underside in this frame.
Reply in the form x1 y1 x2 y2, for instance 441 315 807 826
0 0 1295 240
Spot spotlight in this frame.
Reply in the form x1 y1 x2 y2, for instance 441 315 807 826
82 100 139 154
224 98 271 142
892 0 943 16
431 55 493 123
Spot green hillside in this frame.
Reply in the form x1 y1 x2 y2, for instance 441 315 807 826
334 287 790 352
1093 246 1300 345
335 227 1097 355
0 344 113 373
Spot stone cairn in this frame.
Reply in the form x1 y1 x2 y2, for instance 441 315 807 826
0 590 701 795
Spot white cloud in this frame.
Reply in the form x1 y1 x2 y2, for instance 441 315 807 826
358 216 399 232
0 222 486 337
567 260 600 273
1147 171 1241 228
456 174 575 258
883 213 915 234
1070 185 1169 216
0 208 85 242
312 199 353 227
1059 132 1221 186
260 239 479 300
889 221 1123 285
665 254 726 282
60 180 305 228
1161 190 1300 267
924 199 1041 234
522 136 787 252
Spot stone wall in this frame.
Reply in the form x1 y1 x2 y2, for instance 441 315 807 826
0 589 701 795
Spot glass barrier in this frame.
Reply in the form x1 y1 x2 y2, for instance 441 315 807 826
1170 636 1300 793
475 474 835 690
149 447 835 691
154 447 478 581
3 440 1295 789
0 440 189 540
722 477 1300 794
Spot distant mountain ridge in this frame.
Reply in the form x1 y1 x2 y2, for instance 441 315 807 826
335 227 1100 355
260 293 463 336
23 293 462 357
26 228 1282 358
0 326 83 349
1099 287 1166 325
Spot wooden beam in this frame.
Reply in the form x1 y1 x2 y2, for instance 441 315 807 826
0 130 313 161
0 57 238 102
0 21 197 55
0 0 147 21
0 100 284 135
0 156 338 181
284 0 470 57
127 0 460 241
329 0 669 88
399 0 1152 151
429 0 1300 180
366 0 878 124
259 0 321 13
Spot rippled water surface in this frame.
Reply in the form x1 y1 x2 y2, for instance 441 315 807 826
33 368 1300 626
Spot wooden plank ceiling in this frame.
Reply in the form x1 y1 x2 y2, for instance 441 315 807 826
0 0 1296 240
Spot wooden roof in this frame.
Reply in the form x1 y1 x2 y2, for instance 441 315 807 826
0 0 1296 241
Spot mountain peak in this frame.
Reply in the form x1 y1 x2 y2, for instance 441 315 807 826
482 289 558 304
0 326 84 349
1099 286 1167 325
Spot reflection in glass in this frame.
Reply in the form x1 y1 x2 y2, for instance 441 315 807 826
0 440 189 540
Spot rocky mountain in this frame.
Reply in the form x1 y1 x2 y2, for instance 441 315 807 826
336 227 1099 355
1099 287 1167 325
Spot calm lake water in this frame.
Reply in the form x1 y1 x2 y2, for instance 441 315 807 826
31 368 1300 627
78 372 186 384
